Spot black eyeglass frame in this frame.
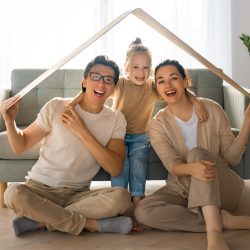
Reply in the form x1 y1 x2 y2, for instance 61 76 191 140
88 72 116 85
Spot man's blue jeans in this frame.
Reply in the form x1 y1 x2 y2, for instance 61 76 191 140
111 133 150 197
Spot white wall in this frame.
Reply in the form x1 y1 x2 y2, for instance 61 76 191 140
231 0 250 88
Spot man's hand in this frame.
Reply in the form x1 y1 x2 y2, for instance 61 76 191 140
61 105 87 138
0 95 21 125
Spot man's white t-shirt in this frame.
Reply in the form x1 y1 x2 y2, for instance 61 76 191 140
27 97 127 189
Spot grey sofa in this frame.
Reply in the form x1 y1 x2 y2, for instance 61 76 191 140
0 68 249 208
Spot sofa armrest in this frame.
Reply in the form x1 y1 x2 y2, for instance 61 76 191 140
0 88 11 132
242 135 250 179
223 83 249 129
230 128 250 179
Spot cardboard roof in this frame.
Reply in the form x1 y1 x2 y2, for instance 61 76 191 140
11 8 250 107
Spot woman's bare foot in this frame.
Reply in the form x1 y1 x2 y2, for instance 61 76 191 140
85 219 99 232
221 210 250 229
207 232 230 250
132 220 144 232
126 197 144 232
132 196 143 205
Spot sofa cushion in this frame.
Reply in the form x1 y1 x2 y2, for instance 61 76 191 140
0 128 41 160
11 69 83 127
0 88 11 131
188 69 224 108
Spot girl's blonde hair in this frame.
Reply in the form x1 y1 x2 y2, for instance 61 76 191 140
126 38 152 66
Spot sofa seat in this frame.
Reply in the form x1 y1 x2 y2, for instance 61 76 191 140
0 127 42 160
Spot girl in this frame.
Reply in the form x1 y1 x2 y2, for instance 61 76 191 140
134 59 250 250
111 39 207 205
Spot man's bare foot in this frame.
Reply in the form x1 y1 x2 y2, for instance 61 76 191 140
207 232 230 250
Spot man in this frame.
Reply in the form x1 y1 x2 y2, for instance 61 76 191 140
1 55 132 236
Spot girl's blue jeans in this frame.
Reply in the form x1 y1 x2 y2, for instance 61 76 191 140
111 133 150 197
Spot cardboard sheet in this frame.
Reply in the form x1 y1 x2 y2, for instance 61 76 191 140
7 8 250 108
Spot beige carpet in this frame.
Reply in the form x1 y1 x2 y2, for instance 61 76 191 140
1 180 250 250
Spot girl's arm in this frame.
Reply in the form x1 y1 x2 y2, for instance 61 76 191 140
67 91 83 107
187 89 208 122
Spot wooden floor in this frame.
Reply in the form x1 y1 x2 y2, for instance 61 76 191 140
1 181 250 250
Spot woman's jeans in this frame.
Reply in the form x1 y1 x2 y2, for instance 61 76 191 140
111 133 150 197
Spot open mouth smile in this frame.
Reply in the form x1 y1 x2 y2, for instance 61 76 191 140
165 90 176 97
94 89 105 97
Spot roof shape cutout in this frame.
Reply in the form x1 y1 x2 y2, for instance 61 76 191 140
14 8 250 103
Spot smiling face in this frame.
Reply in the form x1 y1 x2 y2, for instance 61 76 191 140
82 64 115 104
155 65 189 105
125 52 151 85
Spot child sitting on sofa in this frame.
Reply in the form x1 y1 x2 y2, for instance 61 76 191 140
110 38 208 205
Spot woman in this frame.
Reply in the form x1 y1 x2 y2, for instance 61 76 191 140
134 59 250 250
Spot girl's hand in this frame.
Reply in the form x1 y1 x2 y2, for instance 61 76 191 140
186 90 208 122
190 160 216 182
67 92 83 107
0 95 21 125
193 99 208 123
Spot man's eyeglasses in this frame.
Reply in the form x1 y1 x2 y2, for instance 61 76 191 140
89 72 116 85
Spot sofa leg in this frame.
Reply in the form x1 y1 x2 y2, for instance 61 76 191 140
0 182 7 208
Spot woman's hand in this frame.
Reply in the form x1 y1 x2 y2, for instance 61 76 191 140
237 103 250 147
190 160 216 182
0 95 21 125
244 103 250 125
